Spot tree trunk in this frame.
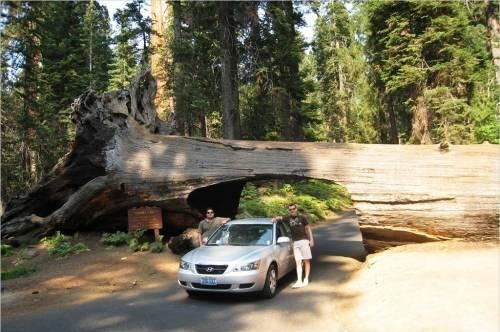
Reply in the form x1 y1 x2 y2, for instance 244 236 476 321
218 1 241 140
171 0 186 136
23 3 42 184
277 1 302 142
388 104 399 144
1 70 498 250
151 0 175 129
486 0 500 85
410 94 433 144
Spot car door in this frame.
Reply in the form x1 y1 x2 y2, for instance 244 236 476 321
276 223 294 278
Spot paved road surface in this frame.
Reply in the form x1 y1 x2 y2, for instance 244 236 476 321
2 212 365 332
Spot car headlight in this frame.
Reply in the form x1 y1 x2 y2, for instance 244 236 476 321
179 260 191 270
232 260 261 272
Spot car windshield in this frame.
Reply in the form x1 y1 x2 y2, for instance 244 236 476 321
207 224 273 246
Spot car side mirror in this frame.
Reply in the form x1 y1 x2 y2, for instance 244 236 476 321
277 236 290 244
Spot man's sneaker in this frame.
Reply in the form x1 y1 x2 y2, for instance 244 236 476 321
302 278 309 287
291 280 303 288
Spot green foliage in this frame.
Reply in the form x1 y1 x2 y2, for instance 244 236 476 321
1 1 113 203
139 242 150 252
313 1 378 143
128 238 140 251
41 232 89 257
1 264 37 280
1 244 14 257
237 179 352 223
164 1 222 137
150 236 165 253
83 0 113 91
107 0 151 91
101 229 145 247
364 0 498 144
101 230 163 253
100 231 131 246
238 1 311 141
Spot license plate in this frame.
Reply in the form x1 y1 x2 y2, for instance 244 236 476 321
200 277 217 286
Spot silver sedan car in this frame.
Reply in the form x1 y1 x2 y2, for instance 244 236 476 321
178 218 295 298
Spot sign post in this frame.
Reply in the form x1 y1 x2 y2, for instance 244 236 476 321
128 206 163 241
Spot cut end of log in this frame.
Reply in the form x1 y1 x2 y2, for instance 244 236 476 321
360 225 452 253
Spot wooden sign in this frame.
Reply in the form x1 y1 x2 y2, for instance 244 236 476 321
128 206 163 240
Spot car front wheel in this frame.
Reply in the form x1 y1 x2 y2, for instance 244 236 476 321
261 264 277 299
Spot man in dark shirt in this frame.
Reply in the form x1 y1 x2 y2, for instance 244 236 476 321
197 207 229 246
273 203 314 288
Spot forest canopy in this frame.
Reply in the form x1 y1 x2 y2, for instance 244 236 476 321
1 0 499 203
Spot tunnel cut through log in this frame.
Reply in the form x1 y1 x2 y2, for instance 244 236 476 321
1 70 498 251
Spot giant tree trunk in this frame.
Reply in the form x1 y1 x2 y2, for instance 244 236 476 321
218 1 241 140
1 70 498 250
151 0 174 124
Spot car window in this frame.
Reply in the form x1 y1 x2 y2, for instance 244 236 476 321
207 224 273 246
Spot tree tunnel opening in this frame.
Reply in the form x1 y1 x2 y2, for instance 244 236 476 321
181 176 367 260
187 180 247 219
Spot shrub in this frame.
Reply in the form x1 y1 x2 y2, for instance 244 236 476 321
237 179 352 222
128 238 140 252
100 231 131 246
150 235 164 253
1 244 14 256
240 182 258 200
41 231 89 257
150 241 164 253
1 264 36 280
71 243 90 255
295 195 326 221
238 199 268 217
139 242 150 251
102 230 158 253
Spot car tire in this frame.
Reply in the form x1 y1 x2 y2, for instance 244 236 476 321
260 264 278 299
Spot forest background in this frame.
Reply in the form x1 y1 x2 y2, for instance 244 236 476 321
1 0 499 205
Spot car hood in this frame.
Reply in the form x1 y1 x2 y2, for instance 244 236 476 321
183 245 270 265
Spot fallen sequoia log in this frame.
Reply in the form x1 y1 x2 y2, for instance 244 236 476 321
2 71 498 251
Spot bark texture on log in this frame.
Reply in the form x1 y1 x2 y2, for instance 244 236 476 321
1 71 498 250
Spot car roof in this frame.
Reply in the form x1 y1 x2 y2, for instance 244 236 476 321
227 218 273 225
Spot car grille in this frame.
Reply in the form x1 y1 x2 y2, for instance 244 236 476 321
195 264 228 275
191 283 231 290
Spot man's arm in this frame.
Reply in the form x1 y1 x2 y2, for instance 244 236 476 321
271 216 284 223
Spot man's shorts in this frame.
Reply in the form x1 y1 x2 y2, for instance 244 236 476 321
293 239 312 260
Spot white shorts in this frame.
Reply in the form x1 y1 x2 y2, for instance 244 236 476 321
293 239 312 261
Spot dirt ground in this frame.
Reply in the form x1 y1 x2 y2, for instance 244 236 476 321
2 233 499 332
1 233 180 316
335 240 500 332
